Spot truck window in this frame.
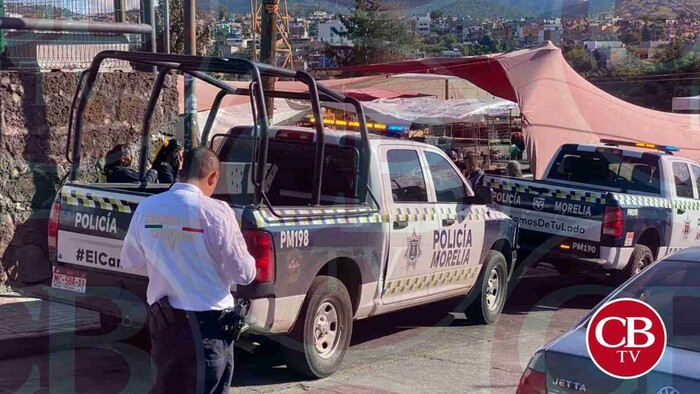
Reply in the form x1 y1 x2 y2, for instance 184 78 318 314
692 166 700 199
673 162 694 198
214 130 361 206
425 151 468 203
387 149 428 203
546 145 661 194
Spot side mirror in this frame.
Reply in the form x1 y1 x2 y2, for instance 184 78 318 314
464 186 493 205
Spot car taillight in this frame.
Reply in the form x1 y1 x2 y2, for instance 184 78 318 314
243 229 275 283
517 351 546 394
48 201 61 260
603 206 623 238
516 368 546 394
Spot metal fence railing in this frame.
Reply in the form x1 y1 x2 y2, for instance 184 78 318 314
0 1 152 71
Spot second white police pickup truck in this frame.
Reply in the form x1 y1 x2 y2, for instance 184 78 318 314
485 139 700 282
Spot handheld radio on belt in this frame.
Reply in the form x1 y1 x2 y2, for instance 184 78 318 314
228 299 250 341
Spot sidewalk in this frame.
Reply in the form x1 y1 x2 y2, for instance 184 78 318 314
0 288 101 359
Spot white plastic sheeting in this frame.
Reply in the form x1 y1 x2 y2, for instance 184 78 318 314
323 97 518 128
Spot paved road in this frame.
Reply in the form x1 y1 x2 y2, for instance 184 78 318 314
0 266 615 394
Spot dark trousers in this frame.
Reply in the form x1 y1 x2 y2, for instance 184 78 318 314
150 310 234 394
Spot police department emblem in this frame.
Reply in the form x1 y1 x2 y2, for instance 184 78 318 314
683 219 691 240
404 231 422 271
533 197 545 211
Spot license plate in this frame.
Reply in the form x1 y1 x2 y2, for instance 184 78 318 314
51 267 87 293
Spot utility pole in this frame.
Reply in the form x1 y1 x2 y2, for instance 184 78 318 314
250 0 258 61
0 0 5 65
163 0 170 53
113 0 125 22
143 0 156 54
184 0 199 148
260 0 278 122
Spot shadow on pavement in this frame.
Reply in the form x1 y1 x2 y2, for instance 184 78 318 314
232 265 615 388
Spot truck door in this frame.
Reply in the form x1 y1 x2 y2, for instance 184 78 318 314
422 150 485 296
669 161 699 252
380 147 435 304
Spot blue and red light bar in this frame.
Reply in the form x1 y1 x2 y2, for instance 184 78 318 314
600 139 679 153
310 118 407 133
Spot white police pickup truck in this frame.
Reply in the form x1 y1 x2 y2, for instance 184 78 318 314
485 139 700 282
46 51 518 379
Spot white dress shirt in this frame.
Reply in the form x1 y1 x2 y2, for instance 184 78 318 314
121 183 256 311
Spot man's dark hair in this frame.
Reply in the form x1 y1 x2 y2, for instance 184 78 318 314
104 144 129 175
180 147 220 180
465 154 480 168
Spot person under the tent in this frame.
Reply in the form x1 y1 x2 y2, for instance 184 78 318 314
465 155 485 189
449 149 467 174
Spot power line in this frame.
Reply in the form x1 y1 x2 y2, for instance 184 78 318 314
664 0 700 19
588 71 700 82
594 76 700 84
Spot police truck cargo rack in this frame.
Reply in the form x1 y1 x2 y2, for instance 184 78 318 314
44 51 519 379
485 140 700 283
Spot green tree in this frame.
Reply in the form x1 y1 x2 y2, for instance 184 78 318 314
217 5 230 22
620 31 641 46
442 34 458 51
335 0 418 66
563 45 597 74
657 39 685 63
430 10 444 20
477 34 499 53
156 0 212 55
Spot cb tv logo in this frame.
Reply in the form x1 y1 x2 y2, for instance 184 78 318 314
586 298 667 379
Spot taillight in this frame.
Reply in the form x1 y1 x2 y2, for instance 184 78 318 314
243 229 275 283
516 368 546 394
517 351 546 394
48 201 61 260
602 206 623 238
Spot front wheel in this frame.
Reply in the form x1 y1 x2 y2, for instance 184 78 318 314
465 250 508 324
281 276 353 378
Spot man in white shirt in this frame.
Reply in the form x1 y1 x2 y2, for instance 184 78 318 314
121 147 256 394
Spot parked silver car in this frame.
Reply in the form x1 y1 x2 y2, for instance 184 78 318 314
517 247 700 393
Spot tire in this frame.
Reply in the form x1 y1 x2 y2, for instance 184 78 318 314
613 244 654 285
465 250 508 325
281 276 353 378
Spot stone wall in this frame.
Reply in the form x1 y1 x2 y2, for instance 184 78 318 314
0 71 179 285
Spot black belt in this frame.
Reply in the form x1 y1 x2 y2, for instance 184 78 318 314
149 298 249 341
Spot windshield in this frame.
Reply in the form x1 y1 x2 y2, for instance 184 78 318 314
595 261 700 353
547 145 662 194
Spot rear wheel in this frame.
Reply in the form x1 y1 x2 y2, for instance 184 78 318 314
281 276 353 378
613 244 654 285
465 251 508 324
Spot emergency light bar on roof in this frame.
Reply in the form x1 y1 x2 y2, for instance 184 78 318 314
309 118 407 133
600 139 679 154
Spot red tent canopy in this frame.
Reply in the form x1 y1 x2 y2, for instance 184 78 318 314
326 43 700 178
326 55 517 102
343 88 429 101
